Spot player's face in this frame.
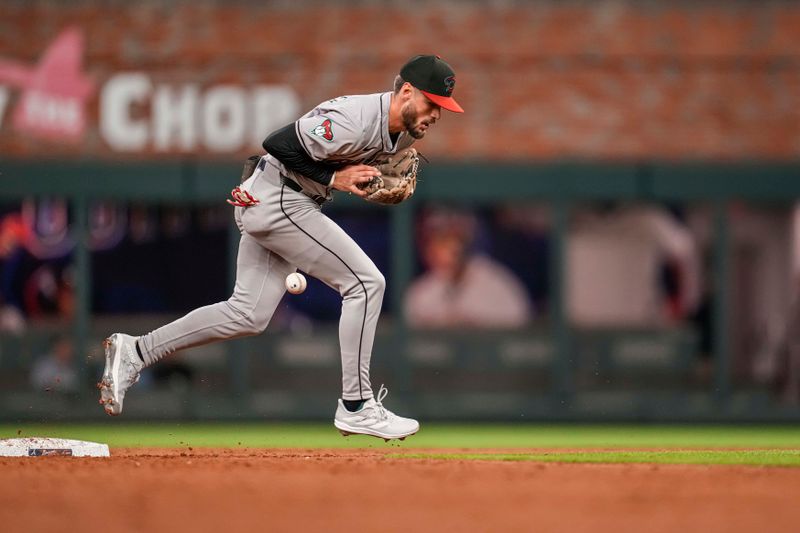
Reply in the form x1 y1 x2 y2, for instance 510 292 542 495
424 234 466 277
402 89 441 139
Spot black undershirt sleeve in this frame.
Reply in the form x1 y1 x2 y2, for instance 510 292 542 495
262 123 336 186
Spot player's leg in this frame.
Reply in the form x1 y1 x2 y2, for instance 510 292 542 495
243 185 418 439
243 190 383 400
98 229 293 415
137 233 293 362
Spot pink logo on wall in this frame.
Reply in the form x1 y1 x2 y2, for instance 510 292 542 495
0 27 95 141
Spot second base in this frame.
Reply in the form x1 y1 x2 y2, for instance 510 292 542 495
0 437 110 457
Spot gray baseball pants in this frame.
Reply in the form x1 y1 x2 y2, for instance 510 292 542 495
137 167 384 400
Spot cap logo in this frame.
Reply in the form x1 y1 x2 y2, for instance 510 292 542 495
443 75 455 96
311 118 334 142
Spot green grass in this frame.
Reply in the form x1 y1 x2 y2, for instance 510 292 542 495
396 449 800 467
2 423 800 451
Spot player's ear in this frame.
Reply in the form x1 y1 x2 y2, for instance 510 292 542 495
402 82 415 101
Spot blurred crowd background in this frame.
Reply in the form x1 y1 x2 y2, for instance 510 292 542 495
2 0 800 421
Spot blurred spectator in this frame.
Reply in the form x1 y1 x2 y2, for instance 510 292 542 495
30 334 78 393
1 207 74 321
686 203 797 384
0 294 25 334
0 212 27 258
567 203 701 328
404 208 533 329
753 292 800 404
750 204 800 402
23 263 75 319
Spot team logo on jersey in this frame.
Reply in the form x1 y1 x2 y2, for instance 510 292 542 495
310 118 334 142
443 76 455 96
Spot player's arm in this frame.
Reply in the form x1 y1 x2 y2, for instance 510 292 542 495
263 124 379 197
274 109 384 196
262 123 336 186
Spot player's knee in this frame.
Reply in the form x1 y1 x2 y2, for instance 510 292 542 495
367 270 386 297
341 269 384 300
239 315 269 335
226 301 269 335
358 269 385 300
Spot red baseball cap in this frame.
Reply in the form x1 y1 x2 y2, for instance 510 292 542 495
400 55 464 113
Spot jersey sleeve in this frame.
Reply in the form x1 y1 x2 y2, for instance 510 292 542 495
295 107 365 162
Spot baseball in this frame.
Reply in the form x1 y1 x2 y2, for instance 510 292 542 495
285 272 307 295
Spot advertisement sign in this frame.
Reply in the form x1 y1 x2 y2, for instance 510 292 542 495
0 27 300 156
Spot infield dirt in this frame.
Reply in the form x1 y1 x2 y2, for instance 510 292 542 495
1 448 798 533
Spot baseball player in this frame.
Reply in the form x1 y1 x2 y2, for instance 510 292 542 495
98 54 464 440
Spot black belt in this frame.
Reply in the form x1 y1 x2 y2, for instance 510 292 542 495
280 175 327 206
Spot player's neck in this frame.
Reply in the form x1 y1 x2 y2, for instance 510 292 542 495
387 93 404 134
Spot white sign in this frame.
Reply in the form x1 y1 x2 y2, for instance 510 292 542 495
100 72 300 153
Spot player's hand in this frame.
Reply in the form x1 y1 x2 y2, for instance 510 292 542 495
330 164 381 197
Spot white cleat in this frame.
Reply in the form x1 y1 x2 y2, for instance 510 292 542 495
97 333 143 416
334 385 419 441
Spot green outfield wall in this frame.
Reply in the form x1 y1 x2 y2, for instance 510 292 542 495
1 160 799 421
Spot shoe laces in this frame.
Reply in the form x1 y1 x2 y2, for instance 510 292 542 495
372 384 391 422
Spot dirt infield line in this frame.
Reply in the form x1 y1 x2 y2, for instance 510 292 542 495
2 448 799 533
